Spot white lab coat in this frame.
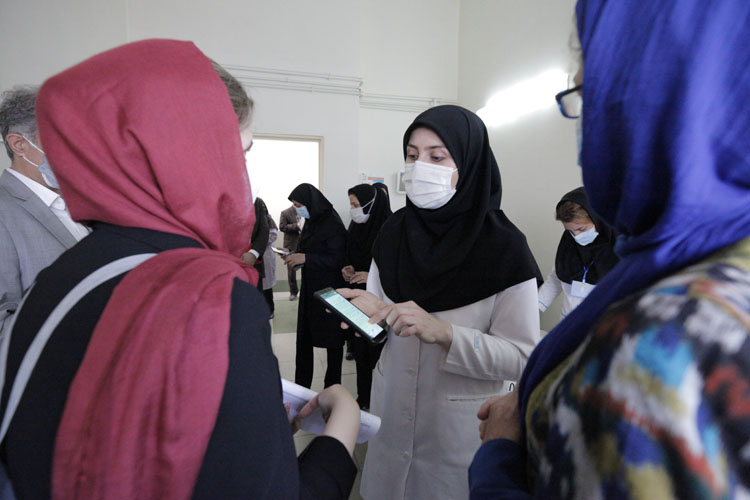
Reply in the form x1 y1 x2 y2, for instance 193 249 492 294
359 261 540 500
538 268 594 320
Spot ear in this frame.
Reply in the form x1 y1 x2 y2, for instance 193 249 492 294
4 133 28 157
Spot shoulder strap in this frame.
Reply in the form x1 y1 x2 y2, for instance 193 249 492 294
0 253 156 443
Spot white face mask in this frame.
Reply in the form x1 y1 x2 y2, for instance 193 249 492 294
403 160 457 210
350 207 370 224
572 226 599 246
350 194 375 224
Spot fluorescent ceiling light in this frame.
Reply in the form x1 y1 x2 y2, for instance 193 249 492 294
477 69 567 127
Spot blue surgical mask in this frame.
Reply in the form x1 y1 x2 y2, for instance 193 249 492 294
295 205 310 219
21 135 59 189
572 226 599 246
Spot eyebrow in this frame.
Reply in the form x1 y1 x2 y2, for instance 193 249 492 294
406 144 448 151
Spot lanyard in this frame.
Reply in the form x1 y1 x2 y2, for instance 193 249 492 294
582 259 595 284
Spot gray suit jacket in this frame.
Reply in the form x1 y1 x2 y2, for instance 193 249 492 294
0 170 78 329
279 205 301 251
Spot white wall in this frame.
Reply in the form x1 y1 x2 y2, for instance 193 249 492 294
2 0 584 331
357 108 416 211
359 0 459 97
458 0 580 331
0 0 128 170
0 0 459 220
126 0 365 220
357 0 460 212
248 87 360 219
128 0 362 76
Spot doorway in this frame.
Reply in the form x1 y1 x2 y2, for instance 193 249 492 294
245 134 322 229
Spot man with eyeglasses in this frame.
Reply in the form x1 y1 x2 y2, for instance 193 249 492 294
0 86 88 339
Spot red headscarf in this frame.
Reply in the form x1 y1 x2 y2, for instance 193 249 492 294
35 39 258 499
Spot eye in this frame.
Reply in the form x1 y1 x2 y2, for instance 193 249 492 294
406 153 417 161
431 155 446 163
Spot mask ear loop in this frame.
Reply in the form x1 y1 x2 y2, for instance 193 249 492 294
362 191 376 215
21 134 45 155
15 135 43 167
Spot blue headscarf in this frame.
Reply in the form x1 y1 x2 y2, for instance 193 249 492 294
519 0 750 415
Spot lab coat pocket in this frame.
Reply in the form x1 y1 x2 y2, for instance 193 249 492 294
445 392 498 403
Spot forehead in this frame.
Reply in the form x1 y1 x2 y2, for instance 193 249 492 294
406 127 446 149
563 220 593 230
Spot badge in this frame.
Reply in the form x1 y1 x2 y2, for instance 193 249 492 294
571 280 595 298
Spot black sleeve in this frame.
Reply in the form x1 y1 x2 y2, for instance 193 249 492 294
298 436 357 500
192 280 356 500
251 201 270 255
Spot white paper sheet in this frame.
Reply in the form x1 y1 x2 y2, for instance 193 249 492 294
281 378 381 443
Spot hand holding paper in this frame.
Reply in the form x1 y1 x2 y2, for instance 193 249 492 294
282 379 381 447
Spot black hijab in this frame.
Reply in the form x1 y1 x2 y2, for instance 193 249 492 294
346 184 391 271
372 183 393 215
372 105 541 312
554 187 619 285
288 183 346 253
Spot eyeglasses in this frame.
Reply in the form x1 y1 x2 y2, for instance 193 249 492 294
555 84 582 119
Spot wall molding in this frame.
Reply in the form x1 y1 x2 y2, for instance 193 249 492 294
223 64 456 113
359 93 457 113
223 64 363 96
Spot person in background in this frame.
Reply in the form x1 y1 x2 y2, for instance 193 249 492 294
470 1 750 498
285 184 348 389
0 86 88 337
242 196 271 318
341 183 391 410
0 40 359 499
343 183 391 362
279 203 302 300
340 105 542 500
262 211 279 318
537 186 618 321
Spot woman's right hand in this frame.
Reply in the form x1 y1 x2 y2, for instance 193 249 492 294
297 384 360 456
341 265 355 282
285 253 305 268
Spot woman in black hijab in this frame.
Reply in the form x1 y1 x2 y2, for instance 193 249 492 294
538 186 619 322
285 183 348 388
342 183 391 285
340 183 391 410
341 105 543 500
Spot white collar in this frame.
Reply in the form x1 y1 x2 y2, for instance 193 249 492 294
6 168 60 208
